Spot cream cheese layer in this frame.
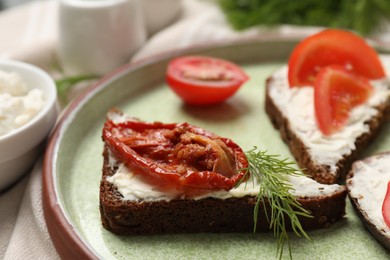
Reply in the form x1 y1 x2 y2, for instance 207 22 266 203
107 161 344 202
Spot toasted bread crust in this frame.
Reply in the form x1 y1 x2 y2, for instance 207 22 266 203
100 146 347 235
265 76 390 184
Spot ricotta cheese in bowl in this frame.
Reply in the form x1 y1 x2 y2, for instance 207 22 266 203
0 70 45 137
0 60 57 190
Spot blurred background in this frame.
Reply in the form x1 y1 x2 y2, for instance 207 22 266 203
0 0 31 9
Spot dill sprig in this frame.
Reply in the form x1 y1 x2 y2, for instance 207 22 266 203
241 148 312 259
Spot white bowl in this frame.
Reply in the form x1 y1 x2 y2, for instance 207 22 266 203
0 60 57 190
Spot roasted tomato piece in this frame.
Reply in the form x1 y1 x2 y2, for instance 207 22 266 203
314 65 373 136
102 111 248 191
382 181 390 228
288 29 385 87
166 56 249 105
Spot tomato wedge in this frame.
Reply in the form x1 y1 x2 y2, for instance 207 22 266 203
166 56 249 105
103 111 248 192
288 29 386 87
314 66 373 136
382 181 390 228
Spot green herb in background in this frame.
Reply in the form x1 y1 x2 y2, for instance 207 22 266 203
241 148 312 259
56 75 97 105
217 0 390 35
50 56 98 106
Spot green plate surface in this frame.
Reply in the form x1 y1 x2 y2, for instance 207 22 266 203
52 38 390 259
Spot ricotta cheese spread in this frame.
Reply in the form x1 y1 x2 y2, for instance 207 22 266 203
348 155 390 235
107 160 344 202
268 61 390 175
0 70 45 137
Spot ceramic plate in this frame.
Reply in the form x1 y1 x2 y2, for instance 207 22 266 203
43 36 390 259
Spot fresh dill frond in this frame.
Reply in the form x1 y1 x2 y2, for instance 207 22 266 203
243 147 312 259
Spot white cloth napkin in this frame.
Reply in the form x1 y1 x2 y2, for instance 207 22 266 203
132 0 322 61
3 0 383 258
0 0 58 70
1 160 58 259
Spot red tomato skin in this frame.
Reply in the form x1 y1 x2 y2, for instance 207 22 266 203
167 75 241 105
382 181 390 228
288 29 386 87
103 117 248 192
166 56 249 105
314 65 373 136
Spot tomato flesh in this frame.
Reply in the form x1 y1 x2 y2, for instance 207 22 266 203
288 29 385 87
103 112 248 193
166 56 248 105
382 181 390 228
314 66 373 136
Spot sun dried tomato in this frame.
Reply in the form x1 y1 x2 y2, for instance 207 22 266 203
102 112 248 192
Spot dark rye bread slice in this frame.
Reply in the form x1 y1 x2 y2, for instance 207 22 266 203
265 72 390 184
347 152 390 251
100 146 347 235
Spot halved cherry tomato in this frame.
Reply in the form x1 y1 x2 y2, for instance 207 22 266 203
314 65 373 135
103 111 248 193
288 29 386 87
382 181 390 228
166 56 249 105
